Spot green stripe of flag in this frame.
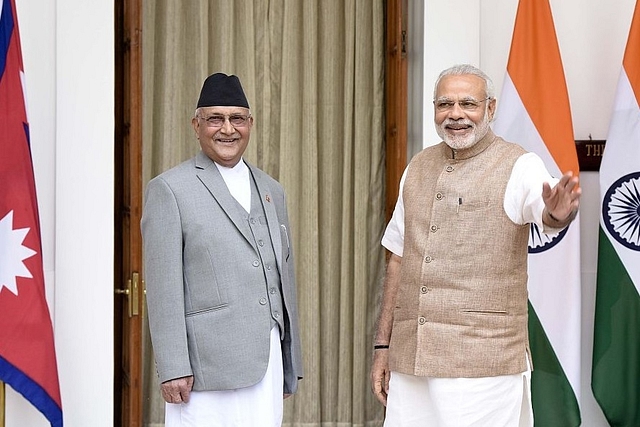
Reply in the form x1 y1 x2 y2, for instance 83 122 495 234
529 302 581 427
592 227 640 427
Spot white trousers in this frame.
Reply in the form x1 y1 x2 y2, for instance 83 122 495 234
165 327 284 427
384 368 533 427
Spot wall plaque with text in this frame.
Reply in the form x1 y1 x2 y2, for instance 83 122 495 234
575 140 606 171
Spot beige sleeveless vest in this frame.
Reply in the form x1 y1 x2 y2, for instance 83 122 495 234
389 130 532 378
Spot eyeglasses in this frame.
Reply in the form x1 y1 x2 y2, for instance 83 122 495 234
433 97 492 112
198 114 252 128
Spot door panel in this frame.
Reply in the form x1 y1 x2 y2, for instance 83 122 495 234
114 0 143 425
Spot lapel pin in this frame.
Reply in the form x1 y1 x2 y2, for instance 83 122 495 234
265 194 271 203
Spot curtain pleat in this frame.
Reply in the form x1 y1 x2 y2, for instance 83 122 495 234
142 1 385 425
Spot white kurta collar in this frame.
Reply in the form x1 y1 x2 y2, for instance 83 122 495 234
214 159 251 212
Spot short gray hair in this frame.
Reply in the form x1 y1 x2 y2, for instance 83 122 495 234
433 64 495 100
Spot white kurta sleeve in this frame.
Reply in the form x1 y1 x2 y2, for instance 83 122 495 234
381 167 408 256
503 152 563 234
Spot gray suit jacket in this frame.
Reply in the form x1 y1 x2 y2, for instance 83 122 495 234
141 151 303 393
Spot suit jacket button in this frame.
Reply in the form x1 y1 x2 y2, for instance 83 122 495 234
252 260 260 267
259 297 267 305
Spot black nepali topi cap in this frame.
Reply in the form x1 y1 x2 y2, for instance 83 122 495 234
196 73 250 109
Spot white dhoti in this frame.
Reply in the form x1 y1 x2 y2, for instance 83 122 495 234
384 365 533 427
165 327 284 427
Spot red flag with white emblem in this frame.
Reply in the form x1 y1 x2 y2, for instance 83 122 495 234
0 0 63 425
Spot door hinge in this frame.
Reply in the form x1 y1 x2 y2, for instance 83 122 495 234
401 30 407 56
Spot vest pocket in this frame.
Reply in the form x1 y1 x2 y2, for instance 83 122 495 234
461 309 508 315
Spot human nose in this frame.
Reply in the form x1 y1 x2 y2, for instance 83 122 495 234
447 102 466 119
219 117 235 134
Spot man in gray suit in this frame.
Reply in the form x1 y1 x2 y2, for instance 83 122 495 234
142 73 303 426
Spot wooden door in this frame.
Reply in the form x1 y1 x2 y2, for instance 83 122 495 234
385 0 408 222
114 0 143 425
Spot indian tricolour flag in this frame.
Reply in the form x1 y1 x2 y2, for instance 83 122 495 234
592 1 640 425
492 0 581 425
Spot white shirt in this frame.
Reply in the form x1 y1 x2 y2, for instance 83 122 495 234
382 152 560 256
215 159 251 213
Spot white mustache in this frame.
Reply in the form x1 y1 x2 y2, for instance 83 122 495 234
443 119 475 127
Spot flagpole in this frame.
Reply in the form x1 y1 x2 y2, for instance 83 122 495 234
0 380 5 427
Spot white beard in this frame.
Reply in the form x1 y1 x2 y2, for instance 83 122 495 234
436 110 491 150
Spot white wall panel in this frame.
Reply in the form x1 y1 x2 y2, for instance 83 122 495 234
10 0 115 426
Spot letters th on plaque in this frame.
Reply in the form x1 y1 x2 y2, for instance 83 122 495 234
575 140 606 171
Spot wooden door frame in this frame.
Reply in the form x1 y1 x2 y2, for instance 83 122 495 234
114 0 143 425
385 0 408 222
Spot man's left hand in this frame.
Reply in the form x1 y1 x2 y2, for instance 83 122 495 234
160 375 194 404
542 171 581 225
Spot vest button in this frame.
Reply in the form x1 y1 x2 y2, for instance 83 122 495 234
252 260 260 267
446 165 454 172
420 286 428 293
274 311 280 319
430 225 438 232
270 287 277 294
435 192 443 200
424 256 432 263
250 218 256 224
418 316 426 325
259 297 267 305
258 239 265 247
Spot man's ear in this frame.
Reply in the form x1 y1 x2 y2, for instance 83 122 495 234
487 98 497 121
191 117 199 137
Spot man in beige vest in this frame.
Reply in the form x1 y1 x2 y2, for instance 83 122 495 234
370 64 581 426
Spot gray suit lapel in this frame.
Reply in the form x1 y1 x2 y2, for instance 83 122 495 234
248 164 283 269
194 152 253 245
